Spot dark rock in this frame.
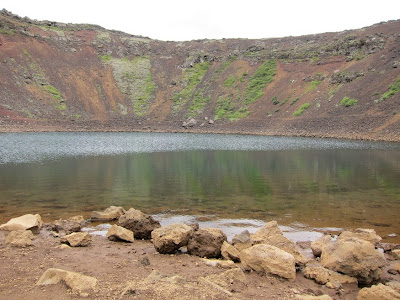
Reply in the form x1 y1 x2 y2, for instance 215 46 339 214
187 228 227 258
118 208 161 239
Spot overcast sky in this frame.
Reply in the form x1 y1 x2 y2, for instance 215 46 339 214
1 0 399 41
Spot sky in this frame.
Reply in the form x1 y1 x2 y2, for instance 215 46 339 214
1 0 400 41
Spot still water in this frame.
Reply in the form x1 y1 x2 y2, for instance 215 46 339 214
0 132 399 241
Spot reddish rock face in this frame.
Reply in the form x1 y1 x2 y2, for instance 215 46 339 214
0 10 399 141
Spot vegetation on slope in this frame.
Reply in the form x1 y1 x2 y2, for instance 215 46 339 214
244 60 276 105
171 62 210 113
377 77 400 102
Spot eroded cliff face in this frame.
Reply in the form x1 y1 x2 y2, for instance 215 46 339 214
0 9 399 141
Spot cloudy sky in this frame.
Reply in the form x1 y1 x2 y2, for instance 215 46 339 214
1 0 399 41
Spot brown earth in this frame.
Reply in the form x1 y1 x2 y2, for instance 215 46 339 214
0 226 362 300
0 9 399 141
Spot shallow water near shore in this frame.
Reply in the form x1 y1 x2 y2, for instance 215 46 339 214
0 132 399 242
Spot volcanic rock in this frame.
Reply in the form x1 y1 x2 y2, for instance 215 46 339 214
118 208 160 239
321 236 386 284
60 232 91 247
151 223 194 254
187 228 227 258
106 224 134 242
240 244 296 280
91 206 126 221
0 214 43 233
5 230 34 247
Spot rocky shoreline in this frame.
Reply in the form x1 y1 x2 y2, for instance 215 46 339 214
0 206 399 299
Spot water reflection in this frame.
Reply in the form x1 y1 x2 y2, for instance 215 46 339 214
0 133 399 242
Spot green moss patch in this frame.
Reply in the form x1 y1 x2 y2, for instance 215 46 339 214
293 103 310 116
377 77 400 103
340 97 358 107
171 61 210 113
244 60 276 105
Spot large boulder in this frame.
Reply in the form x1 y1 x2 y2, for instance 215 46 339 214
0 214 43 233
357 283 400 300
36 268 98 296
250 221 308 265
91 206 125 221
304 263 358 287
392 249 400 260
240 244 296 280
106 225 134 243
151 223 194 254
187 228 227 258
221 241 240 262
60 232 91 247
118 208 160 239
339 228 382 246
5 230 34 247
311 235 332 257
321 237 386 284
52 215 85 235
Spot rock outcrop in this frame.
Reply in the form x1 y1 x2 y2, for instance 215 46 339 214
240 244 296 280
52 215 85 235
106 225 134 243
221 241 240 262
311 235 332 257
357 283 400 300
250 221 308 265
304 263 358 288
321 236 386 284
0 214 43 233
118 208 160 239
36 268 98 296
187 228 227 258
60 232 91 247
151 223 194 254
5 230 34 247
339 228 382 246
91 206 126 221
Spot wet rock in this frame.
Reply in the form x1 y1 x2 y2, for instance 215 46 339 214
339 228 382 246
91 206 125 221
240 244 296 280
106 224 134 242
321 237 386 284
232 230 252 251
202 258 237 269
0 214 43 233
357 283 400 300
311 235 332 257
5 230 34 247
221 241 240 262
187 228 227 258
304 263 358 288
36 268 98 296
60 232 91 247
118 208 161 239
52 215 85 235
251 221 308 265
151 223 194 254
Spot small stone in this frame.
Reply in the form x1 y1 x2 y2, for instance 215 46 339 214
60 232 91 247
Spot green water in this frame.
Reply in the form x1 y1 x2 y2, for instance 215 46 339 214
0 132 399 241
